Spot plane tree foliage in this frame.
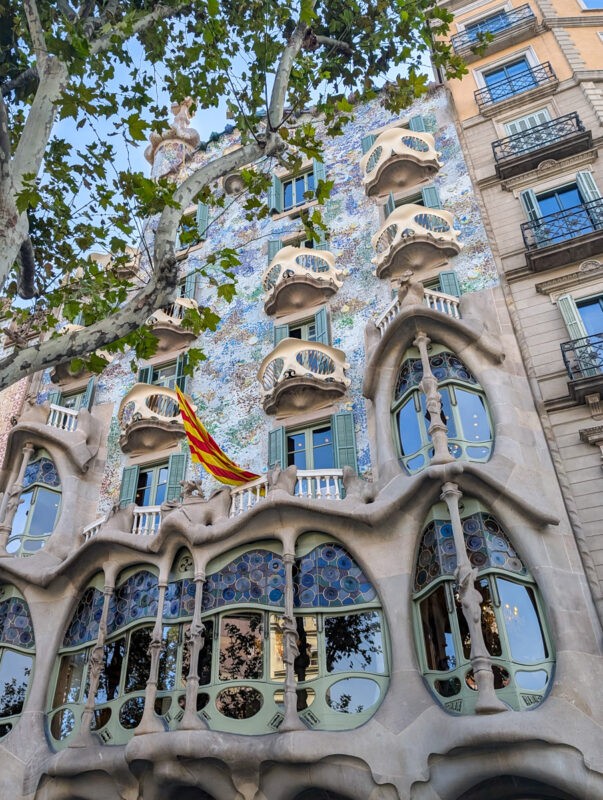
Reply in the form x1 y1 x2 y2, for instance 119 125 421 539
0 0 462 390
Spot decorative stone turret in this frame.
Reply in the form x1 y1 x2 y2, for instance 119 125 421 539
145 98 201 179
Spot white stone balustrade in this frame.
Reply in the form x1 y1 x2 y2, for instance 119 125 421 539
371 204 462 278
229 476 268 516
147 297 198 327
262 246 343 314
47 404 79 432
294 469 344 499
82 517 106 542
131 506 162 536
375 286 461 337
360 128 442 196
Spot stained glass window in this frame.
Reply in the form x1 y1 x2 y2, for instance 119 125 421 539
62 587 105 648
106 571 159 635
0 588 35 741
294 543 376 608
203 550 285 610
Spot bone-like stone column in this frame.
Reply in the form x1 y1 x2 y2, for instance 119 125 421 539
414 331 454 466
136 582 168 734
70 575 116 746
280 551 304 731
0 441 35 552
179 571 208 730
440 481 507 714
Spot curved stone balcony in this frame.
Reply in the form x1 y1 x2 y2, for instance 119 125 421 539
360 129 441 197
146 298 199 351
371 204 461 278
262 246 343 315
257 339 350 416
117 384 185 453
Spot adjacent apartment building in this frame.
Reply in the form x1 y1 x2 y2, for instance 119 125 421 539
0 80 601 798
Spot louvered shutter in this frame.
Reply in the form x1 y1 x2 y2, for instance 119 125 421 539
119 466 139 508
268 427 286 470
557 294 588 340
332 412 358 472
421 186 442 209
314 307 329 345
408 115 427 132
196 203 209 239
273 324 289 346
46 390 61 407
505 108 551 135
267 174 283 214
313 159 327 184
183 272 197 299
81 376 95 411
166 453 188 502
138 366 153 384
520 189 542 220
361 134 377 154
175 354 188 392
438 270 461 297
576 171 601 204
384 193 397 219
268 239 283 262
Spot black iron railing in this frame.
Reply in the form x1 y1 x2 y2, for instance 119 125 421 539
492 113 585 163
521 198 603 250
475 62 556 110
561 333 603 380
452 4 535 53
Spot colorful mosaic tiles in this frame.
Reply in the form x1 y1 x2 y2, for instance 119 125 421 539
294 543 376 608
106 571 159 634
414 513 527 593
0 596 35 649
23 456 60 489
163 579 196 619
203 550 285 609
63 587 105 648
395 351 479 401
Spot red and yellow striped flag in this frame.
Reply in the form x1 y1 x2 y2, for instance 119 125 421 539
176 386 260 486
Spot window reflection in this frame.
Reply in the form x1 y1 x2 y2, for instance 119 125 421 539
498 579 547 662
325 612 384 673
0 651 32 717
420 585 457 671
219 614 263 681
53 651 87 707
96 637 125 703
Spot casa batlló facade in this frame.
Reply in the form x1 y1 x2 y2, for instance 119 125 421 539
0 82 601 800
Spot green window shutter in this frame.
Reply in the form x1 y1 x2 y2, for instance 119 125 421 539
438 270 461 297
196 203 209 239
408 115 427 132
138 366 153 384
421 186 442 209
183 272 197 299
120 466 140 508
361 134 377 154
268 427 286 470
268 174 283 214
557 294 588 340
47 390 61 407
314 307 329 345
576 170 601 204
332 412 358 472
166 453 188 502
313 159 327 184
273 324 289 346
268 239 283 262
520 189 542 221
81 376 95 411
175 354 188 392
384 193 396 219
73 311 84 326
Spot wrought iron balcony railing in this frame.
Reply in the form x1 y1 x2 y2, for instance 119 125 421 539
475 63 556 111
521 198 603 251
561 333 603 380
492 113 586 164
452 4 535 54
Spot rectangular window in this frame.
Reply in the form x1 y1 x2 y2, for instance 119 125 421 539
287 424 335 470
504 108 551 136
385 185 442 218
483 57 535 102
465 9 512 40
273 307 329 347
577 295 603 336
579 0 603 8
135 463 169 507
138 354 187 392
268 159 327 215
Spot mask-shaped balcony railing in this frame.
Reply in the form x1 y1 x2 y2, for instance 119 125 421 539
561 333 603 380
262 246 343 315
451 4 536 57
371 204 461 278
474 63 556 112
375 286 461 337
117 384 185 453
147 297 198 327
360 129 441 197
521 199 603 252
258 339 350 415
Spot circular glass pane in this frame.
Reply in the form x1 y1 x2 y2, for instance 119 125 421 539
119 696 145 729
6 539 21 555
215 687 263 719
50 708 75 740
326 678 380 713
434 677 461 697
91 706 112 731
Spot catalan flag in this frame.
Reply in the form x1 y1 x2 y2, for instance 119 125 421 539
176 387 260 486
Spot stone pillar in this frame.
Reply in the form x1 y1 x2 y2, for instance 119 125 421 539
440 482 507 714
280 551 304 731
0 441 35 552
179 571 208 730
70 576 116 746
136 582 168 735
414 331 454 466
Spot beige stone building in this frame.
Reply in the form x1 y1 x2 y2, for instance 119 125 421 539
0 81 601 799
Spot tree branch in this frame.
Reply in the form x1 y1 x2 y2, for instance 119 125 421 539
89 3 190 54
23 0 47 65
17 237 36 299
313 34 353 56
56 0 77 21
0 95 11 180
1 67 39 98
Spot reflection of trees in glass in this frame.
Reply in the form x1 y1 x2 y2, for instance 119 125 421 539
219 615 263 681
97 637 125 702
0 672 29 717
215 686 263 720
324 612 383 673
158 625 180 691
328 691 364 714
118 696 145 729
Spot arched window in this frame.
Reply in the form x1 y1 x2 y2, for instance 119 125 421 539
0 585 35 740
392 346 493 474
8 449 61 556
413 500 553 714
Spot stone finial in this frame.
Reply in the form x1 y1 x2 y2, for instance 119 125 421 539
144 97 201 168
